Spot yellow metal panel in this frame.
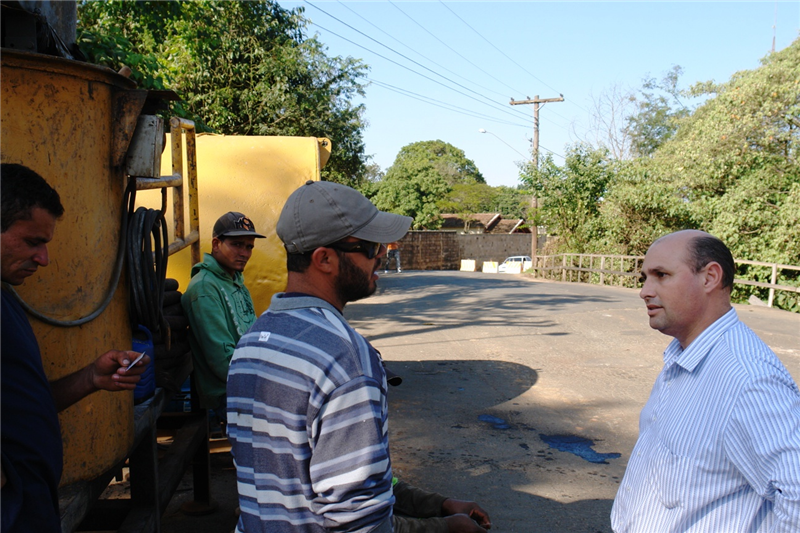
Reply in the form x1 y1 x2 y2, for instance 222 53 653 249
1 51 138 484
138 134 330 314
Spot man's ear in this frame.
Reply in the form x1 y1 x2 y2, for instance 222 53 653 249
703 261 724 292
211 237 222 254
310 247 337 274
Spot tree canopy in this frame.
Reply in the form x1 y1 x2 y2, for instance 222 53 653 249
523 38 800 311
520 144 614 252
385 140 486 185
373 169 450 230
625 65 691 158
77 0 370 186
373 140 486 228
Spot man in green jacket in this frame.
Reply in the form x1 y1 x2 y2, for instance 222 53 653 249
181 212 264 422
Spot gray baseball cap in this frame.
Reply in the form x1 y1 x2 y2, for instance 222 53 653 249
277 180 412 254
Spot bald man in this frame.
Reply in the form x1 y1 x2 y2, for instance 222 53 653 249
611 230 800 532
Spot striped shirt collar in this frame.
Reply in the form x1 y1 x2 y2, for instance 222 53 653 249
663 307 737 372
270 291 345 318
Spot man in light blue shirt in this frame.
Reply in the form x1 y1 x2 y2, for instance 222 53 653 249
611 230 800 532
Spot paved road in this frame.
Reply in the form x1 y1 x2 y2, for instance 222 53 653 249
161 270 799 533
345 271 800 533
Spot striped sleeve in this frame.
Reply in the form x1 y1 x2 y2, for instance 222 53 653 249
724 330 800 533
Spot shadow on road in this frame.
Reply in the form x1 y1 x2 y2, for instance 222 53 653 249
348 273 623 345
387 358 617 533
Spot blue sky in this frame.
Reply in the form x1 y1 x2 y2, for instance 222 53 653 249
277 1 800 187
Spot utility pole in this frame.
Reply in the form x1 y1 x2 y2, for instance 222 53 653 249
509 94 564 169
510 94 564 266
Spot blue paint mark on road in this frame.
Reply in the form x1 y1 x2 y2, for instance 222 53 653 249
478 414 510 430
539 434 621 464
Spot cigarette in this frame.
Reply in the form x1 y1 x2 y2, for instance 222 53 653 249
125 352 146 372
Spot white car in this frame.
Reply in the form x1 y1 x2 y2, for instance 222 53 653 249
498 255 532 273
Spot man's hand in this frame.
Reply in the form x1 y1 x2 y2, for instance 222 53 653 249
91 350 150 391
52 350 151 411
442 499 491 530
444 514 489 533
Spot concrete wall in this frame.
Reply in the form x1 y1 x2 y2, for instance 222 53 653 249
398 231 536 271
459 233 535 265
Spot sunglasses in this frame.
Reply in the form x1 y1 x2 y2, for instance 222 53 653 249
327 239 383 259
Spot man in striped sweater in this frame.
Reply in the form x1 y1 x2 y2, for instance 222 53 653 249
227 181 491 533
611 230 800 532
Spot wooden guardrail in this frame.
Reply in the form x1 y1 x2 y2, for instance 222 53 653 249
529 253 800 309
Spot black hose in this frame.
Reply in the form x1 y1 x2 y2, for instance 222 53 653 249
8 177 135 327
126 199 169 338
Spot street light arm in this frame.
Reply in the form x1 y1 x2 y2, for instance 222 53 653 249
478 128 527 158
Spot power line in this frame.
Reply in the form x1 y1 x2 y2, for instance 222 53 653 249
334 0 517 103
304 1 534 123
305 0 568 129
301 1 568 162
304 0 568 128
437 0 558 95
436 1 590 116
370 79 531 128
387 0 526 98
536 143 564 160
304 14 535 124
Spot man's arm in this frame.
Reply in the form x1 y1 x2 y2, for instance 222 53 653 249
726 374 800 532
309 375 394 531
442 500 491 530
393 480 491 532
393 480 448 518
50 350 149 412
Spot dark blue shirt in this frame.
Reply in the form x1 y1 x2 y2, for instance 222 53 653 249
1 288 63 533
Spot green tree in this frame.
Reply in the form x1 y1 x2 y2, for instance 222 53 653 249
374 140 484 228
77 0 370 187
491 186 533 220
625 65 691 158
650 38 800 264
385 140 485 186
598 159 693 255
598 40 799 310
520 144 614 252
374 170 450 230
437 182 498 231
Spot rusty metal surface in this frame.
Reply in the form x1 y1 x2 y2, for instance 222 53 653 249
1 50 140 484
111 89 148 168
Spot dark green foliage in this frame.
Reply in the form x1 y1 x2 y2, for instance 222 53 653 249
373 140 486 228
77 0 370 187
520 143 614 253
